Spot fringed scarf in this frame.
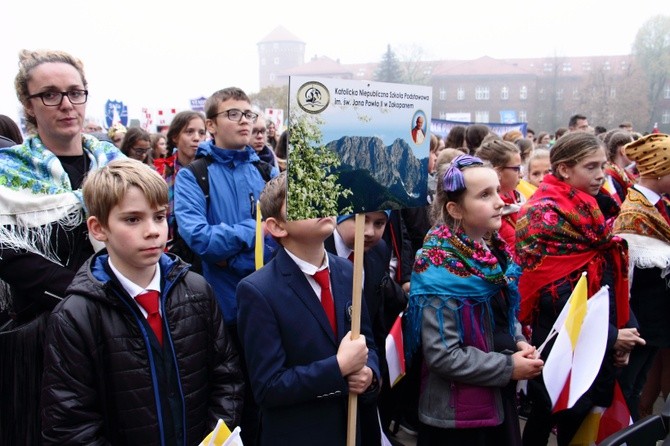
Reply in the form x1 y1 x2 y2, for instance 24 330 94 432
406 224 521 359
515 174 629 328
614 188 670 273
0 133 121 265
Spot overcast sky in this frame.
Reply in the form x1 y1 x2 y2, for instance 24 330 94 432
1 0 665 126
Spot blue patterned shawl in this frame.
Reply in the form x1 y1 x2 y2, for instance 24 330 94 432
406 224 521 359
0 133 123 264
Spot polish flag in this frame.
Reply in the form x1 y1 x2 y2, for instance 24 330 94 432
385 314 405 387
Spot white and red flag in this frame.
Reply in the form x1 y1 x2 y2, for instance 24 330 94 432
385 314 405 387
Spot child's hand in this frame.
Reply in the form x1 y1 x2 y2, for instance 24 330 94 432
337 331 368 376
516 341 539 359
614 349 631 367
614 328 645 353
511 351 544 380
346 366 373 394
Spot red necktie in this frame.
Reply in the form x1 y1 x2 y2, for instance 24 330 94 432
136 290 163 346
347 252 354 263
312 269 337 335
656 199 670 226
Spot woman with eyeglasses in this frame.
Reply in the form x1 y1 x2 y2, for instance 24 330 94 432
475 138 525 249
0 49 123 443
120 127 153 166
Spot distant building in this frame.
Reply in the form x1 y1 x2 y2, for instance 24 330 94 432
258 28 670 133
257 26 306 89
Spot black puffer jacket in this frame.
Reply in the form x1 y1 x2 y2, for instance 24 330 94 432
40 251 244 445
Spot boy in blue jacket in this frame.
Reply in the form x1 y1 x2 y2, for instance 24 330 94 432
40 159 244 445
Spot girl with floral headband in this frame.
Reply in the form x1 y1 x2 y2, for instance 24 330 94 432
406 154 543 446
515 132 643 445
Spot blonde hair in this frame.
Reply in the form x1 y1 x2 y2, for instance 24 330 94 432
14 49 87 129
83 159 168 227
525 148 550 180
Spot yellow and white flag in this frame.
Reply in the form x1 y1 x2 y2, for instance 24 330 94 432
198 420 243 446
543 275 610 412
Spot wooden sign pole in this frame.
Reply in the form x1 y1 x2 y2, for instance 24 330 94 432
346 213 366 446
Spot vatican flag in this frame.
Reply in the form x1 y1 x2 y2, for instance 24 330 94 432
543 274 610 412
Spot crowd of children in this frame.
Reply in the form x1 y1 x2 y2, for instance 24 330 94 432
2 47 670 446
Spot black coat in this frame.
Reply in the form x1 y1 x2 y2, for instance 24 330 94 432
40 252 244 446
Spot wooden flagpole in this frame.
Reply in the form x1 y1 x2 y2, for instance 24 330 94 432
346 213 366 446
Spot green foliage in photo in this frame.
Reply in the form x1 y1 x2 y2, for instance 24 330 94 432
286 112 352 220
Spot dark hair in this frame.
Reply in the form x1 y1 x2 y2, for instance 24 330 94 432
205 87 250 120
275 131 288 160
166 111 205 152
536 131 550 146
120 127 152 164
515 138 534 163
605 131 634 162
555 127 568 140
568 114 587 129
465 124 490 154
150 133 167 158
0 114 23 144
445 125 466 149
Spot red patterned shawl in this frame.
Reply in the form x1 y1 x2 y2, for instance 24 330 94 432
515 174 629 327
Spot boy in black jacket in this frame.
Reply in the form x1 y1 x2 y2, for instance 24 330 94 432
40 159 244 445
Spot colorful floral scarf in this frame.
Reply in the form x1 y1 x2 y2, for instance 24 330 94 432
614 187 670 271
406 224 521 358
0 133 122 264
515 174 629 327
605 161 635 203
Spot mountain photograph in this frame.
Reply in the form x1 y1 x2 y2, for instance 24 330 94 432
325 136 428 212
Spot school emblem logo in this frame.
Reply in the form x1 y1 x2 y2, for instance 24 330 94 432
296 81 330 114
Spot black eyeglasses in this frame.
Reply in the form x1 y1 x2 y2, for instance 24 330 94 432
502 165 522 173
26 89 89 106
212 109 259 123
252 128 267 136
132 147 150 155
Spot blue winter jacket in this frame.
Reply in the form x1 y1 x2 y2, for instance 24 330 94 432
173 141 278 324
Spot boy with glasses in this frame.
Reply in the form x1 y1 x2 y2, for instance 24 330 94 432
173 86 278 445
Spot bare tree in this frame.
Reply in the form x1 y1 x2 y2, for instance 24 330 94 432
632 15 670 131
249 85 289 113
396 44 432 86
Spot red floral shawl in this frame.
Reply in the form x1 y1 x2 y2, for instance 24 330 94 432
515 174 629 327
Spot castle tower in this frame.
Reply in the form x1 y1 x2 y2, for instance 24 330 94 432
257 26 305 89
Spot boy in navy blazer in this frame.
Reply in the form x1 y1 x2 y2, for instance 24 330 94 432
236 172 380 445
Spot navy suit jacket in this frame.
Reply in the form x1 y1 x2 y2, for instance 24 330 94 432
236 248 380 446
